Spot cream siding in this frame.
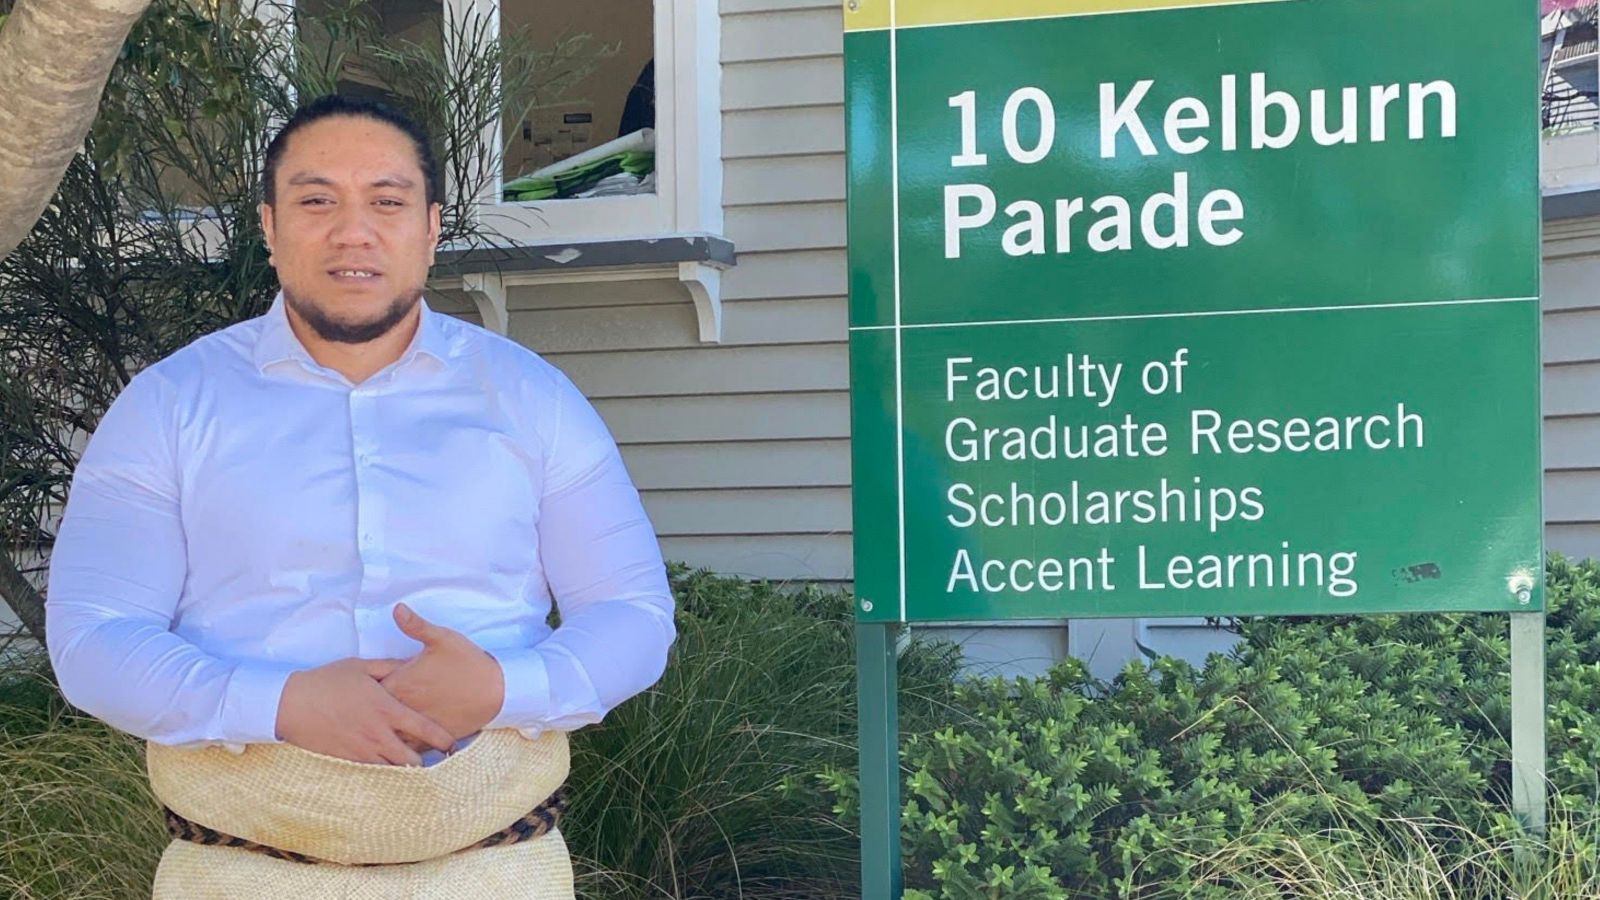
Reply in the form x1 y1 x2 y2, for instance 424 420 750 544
723 59 844 110
659 534 853 583
1545 216 1600 561
725 156 844 204
721 250 846 300
592 391 849 443
724 109 844 158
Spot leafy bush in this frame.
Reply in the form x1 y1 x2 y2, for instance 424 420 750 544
5 560 1599 898
814 555 1600 899
565 565 960 899
1173 804 1600 900
0 664 164 900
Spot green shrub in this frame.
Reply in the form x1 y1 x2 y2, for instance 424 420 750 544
0 665 165 900
566 565 961 899
4 560 1599 898
1175 800 1600 899
813 555 1600 899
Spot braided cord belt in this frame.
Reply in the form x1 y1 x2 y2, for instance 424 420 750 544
162 786 570 867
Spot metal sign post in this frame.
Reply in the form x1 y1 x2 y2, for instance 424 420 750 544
857 622 903 898
1510 611 1548 835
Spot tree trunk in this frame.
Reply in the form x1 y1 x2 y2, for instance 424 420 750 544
0 0 153 262
0 550 45 647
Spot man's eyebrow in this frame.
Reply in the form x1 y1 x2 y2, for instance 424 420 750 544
283 173 418 190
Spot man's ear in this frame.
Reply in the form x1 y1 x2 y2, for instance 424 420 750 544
427 201 442 266
259 203 277 266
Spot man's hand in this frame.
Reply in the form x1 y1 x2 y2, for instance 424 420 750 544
276 657 458 766
379 603 507 744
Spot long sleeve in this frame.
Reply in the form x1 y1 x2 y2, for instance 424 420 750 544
46 371 296 747
485 372 676 734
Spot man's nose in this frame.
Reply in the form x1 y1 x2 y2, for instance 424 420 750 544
329 204 379 246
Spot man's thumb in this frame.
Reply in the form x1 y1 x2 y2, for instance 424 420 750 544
363 657 406 680
394 602 441 643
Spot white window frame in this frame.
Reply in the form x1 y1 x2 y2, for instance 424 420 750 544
446 0 724 245
441 0 727 341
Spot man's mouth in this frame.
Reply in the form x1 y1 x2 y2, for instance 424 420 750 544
329 268 383 281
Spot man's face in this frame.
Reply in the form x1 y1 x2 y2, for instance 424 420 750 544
260 115 442 344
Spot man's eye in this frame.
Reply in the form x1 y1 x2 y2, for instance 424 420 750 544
376 198 404 207
300 197 331 206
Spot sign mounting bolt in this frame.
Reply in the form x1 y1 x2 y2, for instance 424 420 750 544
1507 569 1535 606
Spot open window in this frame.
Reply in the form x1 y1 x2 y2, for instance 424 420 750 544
442 0 723 247
439 0 729 341
499 1 658 203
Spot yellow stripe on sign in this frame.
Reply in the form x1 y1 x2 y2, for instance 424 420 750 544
844 0 1294 31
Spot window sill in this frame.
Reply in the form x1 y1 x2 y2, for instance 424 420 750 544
429 234 736 342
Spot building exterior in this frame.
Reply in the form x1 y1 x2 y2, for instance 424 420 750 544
412 1 1600 676
1544 3 1599 134
10 1 1598 674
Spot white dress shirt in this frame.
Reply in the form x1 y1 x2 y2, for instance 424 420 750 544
46 294 675 754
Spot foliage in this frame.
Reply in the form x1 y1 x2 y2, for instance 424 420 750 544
1170 803 1600 899
5 560 1600 898
816 555 1600 898
565 565 962 899
0 662 163 900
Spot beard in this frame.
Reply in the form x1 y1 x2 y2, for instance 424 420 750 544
283 284 421 345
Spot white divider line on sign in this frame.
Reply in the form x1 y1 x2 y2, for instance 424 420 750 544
891 0 908 621
849 294 1540 333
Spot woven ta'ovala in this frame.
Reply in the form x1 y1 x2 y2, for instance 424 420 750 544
145 728 574 899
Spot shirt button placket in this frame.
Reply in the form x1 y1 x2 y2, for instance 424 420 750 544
349 387 388 656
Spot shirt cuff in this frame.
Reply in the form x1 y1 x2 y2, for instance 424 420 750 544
484 646 551 732
218 660 298 744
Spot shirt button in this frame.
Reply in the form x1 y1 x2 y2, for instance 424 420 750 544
359 454 372 466
361 533 374 546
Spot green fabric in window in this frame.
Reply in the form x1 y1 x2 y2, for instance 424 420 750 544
504 151 655 202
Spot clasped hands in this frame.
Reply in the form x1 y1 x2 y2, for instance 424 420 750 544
274 603 506 766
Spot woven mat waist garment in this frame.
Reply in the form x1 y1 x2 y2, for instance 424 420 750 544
145 729 574 900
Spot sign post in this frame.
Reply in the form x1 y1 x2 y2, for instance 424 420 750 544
857 622 903 898
1510 611 1548 834
844 0 1544 894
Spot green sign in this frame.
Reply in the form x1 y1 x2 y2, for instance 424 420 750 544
845 0 1542 623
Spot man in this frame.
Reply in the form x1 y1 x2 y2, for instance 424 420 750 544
45 95 676 897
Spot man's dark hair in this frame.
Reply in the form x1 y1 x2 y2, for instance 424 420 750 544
261 94 443 207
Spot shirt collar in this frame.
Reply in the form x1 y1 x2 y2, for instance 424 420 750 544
253 292 459 375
